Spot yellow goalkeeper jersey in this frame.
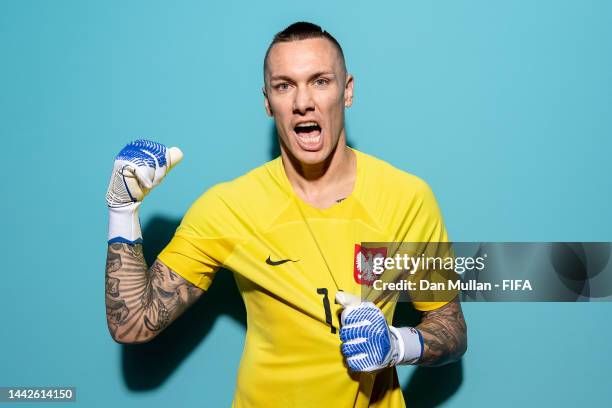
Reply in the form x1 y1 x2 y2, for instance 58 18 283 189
158 149 450 407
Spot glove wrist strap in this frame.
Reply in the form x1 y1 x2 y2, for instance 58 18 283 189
108 203 142 244
390 326 424 365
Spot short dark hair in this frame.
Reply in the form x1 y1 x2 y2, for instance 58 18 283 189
264 22 346 74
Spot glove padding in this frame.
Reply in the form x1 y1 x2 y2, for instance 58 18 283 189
106 140 183 244
338 299 402 372
336 292 423 372
106 139 183 208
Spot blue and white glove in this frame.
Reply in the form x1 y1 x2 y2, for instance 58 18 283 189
336 292 424 372
106 140 183 244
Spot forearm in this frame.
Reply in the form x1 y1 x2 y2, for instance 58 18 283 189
105 243 203 344
105 243 146 342
415 297 467 366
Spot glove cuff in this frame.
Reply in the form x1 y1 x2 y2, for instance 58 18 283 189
108 203 143 244
390 326 424 365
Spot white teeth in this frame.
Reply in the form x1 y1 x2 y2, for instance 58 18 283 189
296 121 319 128
297 134 321 144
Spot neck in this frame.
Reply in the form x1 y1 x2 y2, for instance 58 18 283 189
280 133 356 208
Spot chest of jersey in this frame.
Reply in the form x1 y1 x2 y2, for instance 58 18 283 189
224 197 398 340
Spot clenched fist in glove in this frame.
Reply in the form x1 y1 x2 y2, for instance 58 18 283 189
336 292 424 372
106 140 183 244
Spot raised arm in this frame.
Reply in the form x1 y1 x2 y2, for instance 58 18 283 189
104 140 202 344
105 244 203 344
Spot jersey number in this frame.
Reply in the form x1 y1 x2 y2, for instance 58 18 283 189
316 288 336 333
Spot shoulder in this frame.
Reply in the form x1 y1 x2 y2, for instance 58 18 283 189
206 157 288 206
183 158 290 232
354 150 448 240
356 150 435 202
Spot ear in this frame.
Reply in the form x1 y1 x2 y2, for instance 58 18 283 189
263 86 273 116
344 74 354 108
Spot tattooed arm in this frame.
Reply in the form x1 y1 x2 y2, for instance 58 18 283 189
105 243 204 344
416 297 467 366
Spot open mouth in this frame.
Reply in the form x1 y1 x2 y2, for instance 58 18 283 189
294 122 321 135
294 121 322 149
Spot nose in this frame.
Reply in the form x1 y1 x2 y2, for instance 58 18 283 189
292 86 315 115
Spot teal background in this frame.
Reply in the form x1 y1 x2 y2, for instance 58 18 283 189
1 0 611 407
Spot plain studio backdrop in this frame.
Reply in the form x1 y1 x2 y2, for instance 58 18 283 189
1 1 611 407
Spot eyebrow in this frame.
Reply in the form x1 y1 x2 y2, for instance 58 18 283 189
270 71 336 83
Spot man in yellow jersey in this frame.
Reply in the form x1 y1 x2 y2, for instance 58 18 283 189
105 22 467 407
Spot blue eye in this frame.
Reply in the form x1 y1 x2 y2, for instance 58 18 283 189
315 78 329 86
276 83 290 91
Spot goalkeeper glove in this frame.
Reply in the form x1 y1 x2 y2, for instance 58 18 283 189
106 139 183 244
336 292 424 372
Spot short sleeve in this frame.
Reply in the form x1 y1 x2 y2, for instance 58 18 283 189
403 179 456 312
157 186 241 291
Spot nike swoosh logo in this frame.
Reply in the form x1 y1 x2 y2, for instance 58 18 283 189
266 256 299 266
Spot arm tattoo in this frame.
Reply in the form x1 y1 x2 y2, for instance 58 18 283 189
416 297 467 366
105 243 204 343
